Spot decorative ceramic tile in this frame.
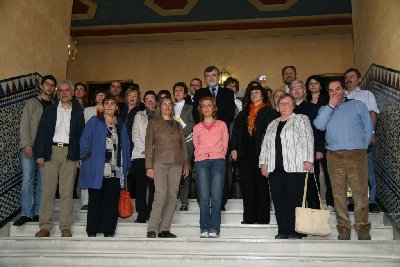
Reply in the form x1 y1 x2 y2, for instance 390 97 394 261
363 64 400 229
0 73 41 227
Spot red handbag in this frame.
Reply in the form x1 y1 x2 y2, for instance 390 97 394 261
118 178 134 219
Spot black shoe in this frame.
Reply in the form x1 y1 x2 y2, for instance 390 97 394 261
135 219 146 223
87 233 96 237
369 203 380 213
348 203 354 212
13 216 32 226
32 215 39 222
158 231 177 238
180 205 188 211
275 234 288 239
81 205 88 210
221 206 226 211
241 221 255 224
288 233 303 239
104 232 114 237
147 231 157 238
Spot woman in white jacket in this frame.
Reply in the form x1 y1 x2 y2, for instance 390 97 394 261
259 94 314 239
132 91 157 223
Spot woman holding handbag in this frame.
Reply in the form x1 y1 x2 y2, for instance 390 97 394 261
79 95 131 237
259 94 314 239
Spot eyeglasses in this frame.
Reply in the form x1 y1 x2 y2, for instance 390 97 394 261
144 97 155 102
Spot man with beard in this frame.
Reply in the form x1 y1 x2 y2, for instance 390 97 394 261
277 66 297 94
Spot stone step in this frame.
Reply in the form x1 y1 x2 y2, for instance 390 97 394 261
9 222 393 240
49 209 386 226
0 238 399 267
57 198 248 211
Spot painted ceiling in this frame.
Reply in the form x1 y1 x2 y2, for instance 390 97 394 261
70 0 352 44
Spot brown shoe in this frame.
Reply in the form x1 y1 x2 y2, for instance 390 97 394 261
35 229 50 237
338 232 351 240
61 229 72 237
358 232 371 240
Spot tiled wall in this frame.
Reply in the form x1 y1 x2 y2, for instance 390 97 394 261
362 64 400 229
0 73 41 227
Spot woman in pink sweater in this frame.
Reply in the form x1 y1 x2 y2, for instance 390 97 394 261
193 96 229 238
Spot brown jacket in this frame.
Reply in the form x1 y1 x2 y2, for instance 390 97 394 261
145 116 189 170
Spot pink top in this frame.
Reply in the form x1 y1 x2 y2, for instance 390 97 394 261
193 120 229 162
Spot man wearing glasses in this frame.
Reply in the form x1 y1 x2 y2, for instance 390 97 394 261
33 80 85 237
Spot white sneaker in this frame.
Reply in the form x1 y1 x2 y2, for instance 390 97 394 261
208 231 218 238
200 231 209 238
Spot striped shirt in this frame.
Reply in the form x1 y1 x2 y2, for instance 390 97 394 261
259 113 314 173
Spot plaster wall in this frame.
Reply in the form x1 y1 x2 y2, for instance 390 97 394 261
352 0 400 74
0 0 73 80
67 33 354 94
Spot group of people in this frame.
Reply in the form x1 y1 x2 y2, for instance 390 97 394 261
14 64 379 241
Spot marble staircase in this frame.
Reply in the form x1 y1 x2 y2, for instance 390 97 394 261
0 199 399 266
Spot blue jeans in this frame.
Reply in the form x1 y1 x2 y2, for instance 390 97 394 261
20 151 42 217
195 159 225 234
367 145 377 203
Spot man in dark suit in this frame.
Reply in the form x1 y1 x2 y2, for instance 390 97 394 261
291 80 325 209
192 66 235 126
192 66 235 210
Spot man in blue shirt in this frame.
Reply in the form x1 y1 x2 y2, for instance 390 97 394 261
314 78 373 241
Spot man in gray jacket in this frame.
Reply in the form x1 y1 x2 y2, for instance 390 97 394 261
14 75 56 226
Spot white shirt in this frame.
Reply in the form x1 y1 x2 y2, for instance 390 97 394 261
53 101 72 143
174 100 185 117
285 85 291 93
346 87 380 113
234 95 242 113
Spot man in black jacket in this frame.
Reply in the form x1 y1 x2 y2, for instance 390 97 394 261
291 80 325 209
192 66 235 126
33 80 85 238
192 66 236 210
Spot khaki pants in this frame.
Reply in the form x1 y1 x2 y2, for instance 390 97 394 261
327 150 371 234
147 163 182 233
39 146 77 231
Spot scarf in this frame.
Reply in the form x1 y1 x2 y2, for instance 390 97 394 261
247 102 266 136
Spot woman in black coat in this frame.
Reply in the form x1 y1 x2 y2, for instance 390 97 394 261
230 85 279 224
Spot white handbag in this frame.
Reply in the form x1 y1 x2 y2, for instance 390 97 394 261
295 172 331 236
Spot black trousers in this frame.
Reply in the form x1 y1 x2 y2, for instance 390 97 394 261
270 171 305 236
314 153 334 206
87 178 120 235
133 158 155 221
239 159 270 224
221 157 231 209
127 161 136 199
306 170 321 209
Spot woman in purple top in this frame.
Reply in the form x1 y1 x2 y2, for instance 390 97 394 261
192 96 229 238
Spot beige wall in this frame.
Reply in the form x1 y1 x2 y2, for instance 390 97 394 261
352 0 400 74
67 33 354 95
0 0 73 80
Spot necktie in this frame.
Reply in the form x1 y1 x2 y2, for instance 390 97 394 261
211 87 216 99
